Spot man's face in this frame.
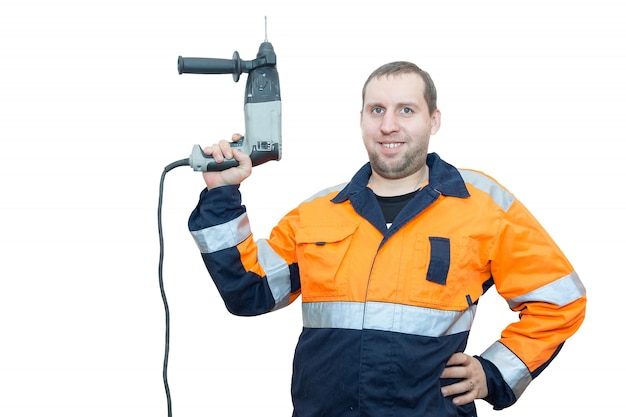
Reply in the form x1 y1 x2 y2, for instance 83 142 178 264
360 73 440 180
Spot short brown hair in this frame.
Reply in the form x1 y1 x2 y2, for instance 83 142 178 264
361 61 438 115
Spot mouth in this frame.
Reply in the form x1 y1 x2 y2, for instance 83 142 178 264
381 142 403 149
378 141 405 153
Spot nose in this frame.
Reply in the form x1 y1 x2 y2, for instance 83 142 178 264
380 111 399 134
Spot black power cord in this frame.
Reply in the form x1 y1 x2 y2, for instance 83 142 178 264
158 158 190 417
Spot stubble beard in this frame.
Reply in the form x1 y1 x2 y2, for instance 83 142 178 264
368 140 429 180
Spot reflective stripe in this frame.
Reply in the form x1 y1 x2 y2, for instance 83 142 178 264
190 212 250 254
507 271 586 309
364 302 476 336
482 341 532 399
257 239 292 310
303 301 364 330
460 169 515 212
303 301 476 337
303 183 346 203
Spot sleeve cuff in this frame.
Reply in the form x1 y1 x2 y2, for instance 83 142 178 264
189 185 246 231
475 355 518 410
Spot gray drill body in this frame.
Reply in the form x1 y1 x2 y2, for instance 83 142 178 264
182 41 282 172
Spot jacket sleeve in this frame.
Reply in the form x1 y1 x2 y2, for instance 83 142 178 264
188 185 301 316
480 198 586 409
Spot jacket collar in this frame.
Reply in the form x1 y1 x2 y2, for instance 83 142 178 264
332 152 470 204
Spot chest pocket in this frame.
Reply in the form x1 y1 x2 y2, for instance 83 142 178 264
410 234 487 310
295 224 357 300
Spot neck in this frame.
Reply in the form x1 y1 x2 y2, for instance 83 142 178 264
369 166 429 197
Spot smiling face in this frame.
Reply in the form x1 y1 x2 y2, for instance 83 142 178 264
360 72 441 183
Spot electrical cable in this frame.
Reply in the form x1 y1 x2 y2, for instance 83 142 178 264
158 158 190 417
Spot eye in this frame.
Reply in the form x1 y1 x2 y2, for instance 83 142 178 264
371 107 384 115
400 107 413 114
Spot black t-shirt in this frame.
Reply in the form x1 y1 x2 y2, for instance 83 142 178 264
375 190 419 225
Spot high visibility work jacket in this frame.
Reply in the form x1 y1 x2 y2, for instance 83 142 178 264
189 153 586 417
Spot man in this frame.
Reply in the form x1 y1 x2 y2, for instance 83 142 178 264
188 61 586 416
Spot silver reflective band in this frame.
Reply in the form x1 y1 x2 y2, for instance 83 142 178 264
507 271 586 309
482 341 532 399
190 212 251 254
303 301 364 330
460 169 515 212
256 239 292 310
364 301 476 336
303 183 347 203
303 301 476 337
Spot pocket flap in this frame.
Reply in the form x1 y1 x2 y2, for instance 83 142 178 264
296 224 357 245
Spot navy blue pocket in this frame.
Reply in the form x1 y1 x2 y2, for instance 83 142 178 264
426 237 450 285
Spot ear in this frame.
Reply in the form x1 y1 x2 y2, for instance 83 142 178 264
430 109 441 135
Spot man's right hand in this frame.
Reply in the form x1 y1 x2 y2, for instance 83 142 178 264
201 133 252 190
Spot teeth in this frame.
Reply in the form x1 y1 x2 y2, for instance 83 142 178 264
382 143 401 148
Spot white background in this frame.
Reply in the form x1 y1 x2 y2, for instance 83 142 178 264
1 0 623 416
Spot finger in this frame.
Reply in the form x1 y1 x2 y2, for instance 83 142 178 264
202 145 214 157
440 358 470 380
231 133 243 142
445 352 470 366
441 379 475 398
208 143 224 163
217 139 236 160
440 366 465 379
232 148 249 163
451 387 478 406
454 380 477 405
232 149 253 175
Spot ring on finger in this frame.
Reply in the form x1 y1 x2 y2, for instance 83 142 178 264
469 381 475 391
